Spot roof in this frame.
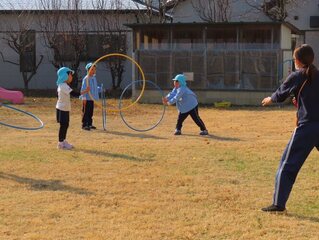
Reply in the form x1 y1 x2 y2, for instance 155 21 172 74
0 0 146 11
125 21 303 34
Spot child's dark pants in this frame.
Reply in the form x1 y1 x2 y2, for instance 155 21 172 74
82 100 94 127
176 105 206 131
56 109 69 142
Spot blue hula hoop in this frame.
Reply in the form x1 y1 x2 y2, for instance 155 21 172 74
0 104 44 130
119 80 166 132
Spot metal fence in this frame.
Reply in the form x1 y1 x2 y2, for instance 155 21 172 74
136 48 281 91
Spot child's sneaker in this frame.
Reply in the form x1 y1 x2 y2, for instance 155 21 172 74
200 130 209 135
63 140 73 150
89 125 97 130
57 142 65 150
82 126 91 131
174 130 182 135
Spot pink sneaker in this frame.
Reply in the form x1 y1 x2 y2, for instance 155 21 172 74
63 140 74 150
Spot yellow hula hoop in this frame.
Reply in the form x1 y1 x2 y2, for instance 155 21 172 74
86 53 146 112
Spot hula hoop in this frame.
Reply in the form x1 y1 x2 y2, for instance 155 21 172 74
119 80 166 132
86 53 146 112
0 104 44 130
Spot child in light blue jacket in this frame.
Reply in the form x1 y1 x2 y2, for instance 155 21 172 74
80 63 100 130
163 74 208 135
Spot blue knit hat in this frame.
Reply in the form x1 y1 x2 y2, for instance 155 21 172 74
86 62 97 72
172 74 186 86
56 67 74 86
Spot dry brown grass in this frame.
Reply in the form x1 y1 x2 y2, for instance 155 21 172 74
0 98 319 240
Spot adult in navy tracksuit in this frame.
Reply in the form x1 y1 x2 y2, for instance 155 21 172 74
162 74 208 136
261 44 319 213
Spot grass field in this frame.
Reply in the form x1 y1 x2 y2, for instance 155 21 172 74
0 98 319 240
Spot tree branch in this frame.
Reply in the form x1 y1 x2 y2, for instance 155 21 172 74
0 51 19 65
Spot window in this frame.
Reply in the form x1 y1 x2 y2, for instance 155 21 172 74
20 30 36 72
54 33 126 61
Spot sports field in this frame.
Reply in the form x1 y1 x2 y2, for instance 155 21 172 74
0 98 318 239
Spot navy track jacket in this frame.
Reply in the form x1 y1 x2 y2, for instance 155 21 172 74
271 70 319 125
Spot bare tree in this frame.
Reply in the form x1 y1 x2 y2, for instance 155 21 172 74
38 0 87 88
133 0 179 23
191 0 233 22
244 0 308 21
90 0 129 91
0 7 43 95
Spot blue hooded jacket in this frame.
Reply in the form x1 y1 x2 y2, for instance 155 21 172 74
166 74 198 113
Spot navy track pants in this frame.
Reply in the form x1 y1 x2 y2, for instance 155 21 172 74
273 122 319 208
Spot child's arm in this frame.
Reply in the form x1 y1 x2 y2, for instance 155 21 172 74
80 77 90 95
163 88 178 105
70 89 81 98
165 88 177 101
81 86 90 95
167 87 186 105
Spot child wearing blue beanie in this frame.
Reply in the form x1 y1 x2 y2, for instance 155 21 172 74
56 67 76 150
163 74 208 135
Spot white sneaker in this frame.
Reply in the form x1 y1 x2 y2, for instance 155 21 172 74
57 142 65 150
63 140 74 150
63 140 73 149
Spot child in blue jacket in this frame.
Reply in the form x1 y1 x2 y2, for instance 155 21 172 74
80 63 100 130
163 74 208 135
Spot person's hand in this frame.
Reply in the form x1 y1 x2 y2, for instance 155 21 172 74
261 97 272 106
86 86 90 93
162 97 168 105
292 97 297 107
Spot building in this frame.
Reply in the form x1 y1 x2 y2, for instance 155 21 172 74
125 0 319 105
1 0 319 105
0 0 162 91
127 21 300 105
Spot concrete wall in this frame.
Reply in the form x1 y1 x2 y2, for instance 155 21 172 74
135 89 273 106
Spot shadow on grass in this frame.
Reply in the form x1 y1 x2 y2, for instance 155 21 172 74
182 133 241 141
0 172 93 195
102 130 167 140
286 213 319 223
78 149 154 162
